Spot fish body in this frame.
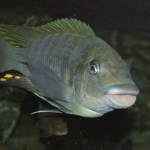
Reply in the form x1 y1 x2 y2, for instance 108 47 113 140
0 18 139 117
37 113 68 137
36 102 68 138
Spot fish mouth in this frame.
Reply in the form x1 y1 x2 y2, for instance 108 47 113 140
59 130 68 136
100 84 139 108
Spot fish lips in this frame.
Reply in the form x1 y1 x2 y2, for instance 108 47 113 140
100 84 139 109
56 130 68 136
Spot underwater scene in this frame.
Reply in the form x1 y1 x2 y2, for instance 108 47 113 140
0 0 150 150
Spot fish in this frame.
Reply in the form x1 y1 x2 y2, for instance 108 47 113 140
37 103 68 137
0 18 139 118
37 114 68 137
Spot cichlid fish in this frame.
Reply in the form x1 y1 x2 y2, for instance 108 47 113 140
36 102 68 138
0 18 139 118
37 113 68 138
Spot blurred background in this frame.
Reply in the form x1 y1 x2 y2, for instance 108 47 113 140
0 0 150 150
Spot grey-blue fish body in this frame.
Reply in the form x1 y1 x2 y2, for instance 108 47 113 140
0 18 139 118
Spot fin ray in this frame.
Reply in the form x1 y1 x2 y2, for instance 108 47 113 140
0 72 41 93
22 56 75 103
0 18 95 47
30 109 62 115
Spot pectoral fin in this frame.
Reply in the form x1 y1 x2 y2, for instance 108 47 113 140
34 94 75 114
30 109 62 115
22 57 75 103
0 72 41 94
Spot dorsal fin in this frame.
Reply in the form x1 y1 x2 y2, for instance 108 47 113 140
0 18 95 48
36 18 95 36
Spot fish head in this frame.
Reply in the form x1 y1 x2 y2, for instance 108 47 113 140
53 118 68 136
38 116 68 137
73 38 139 117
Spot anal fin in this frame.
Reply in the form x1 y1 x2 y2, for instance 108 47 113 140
0 71 40 94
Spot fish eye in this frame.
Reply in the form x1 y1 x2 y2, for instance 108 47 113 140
89 60 99 74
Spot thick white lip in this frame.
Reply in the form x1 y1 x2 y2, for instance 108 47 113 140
104 94 137 108
99 84 139 108
92 93 137 115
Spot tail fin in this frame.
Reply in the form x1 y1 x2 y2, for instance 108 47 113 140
0 36 16 73
0 23 37 74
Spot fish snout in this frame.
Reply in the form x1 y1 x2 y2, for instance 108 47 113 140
100 84 139 108
57 129 68 136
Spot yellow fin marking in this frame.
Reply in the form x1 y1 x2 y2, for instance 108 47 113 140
4 36 13 40
0 27 7 31
9 42 18 45
0 78 7 81
4 74 13 78
1 31 6 34
15 76 21 79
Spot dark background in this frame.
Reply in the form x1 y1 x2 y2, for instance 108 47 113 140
1 0 150 30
